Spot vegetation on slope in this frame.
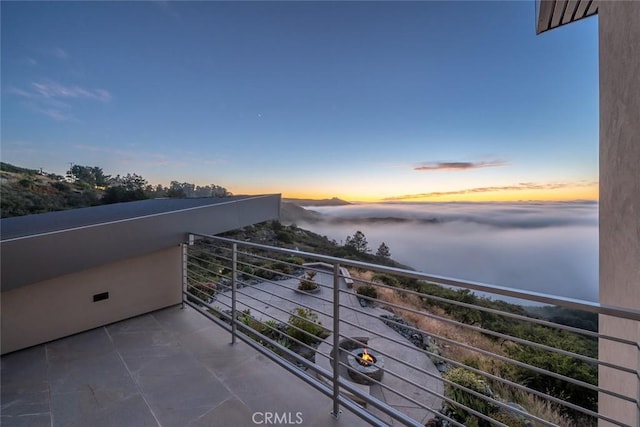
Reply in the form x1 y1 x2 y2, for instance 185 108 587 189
1 162 102 217
0 162 231 218
217 221 598 424
358 271 598 426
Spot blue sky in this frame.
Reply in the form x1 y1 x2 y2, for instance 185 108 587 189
1 1 599 201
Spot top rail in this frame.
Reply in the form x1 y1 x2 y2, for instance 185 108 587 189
190 232 640 321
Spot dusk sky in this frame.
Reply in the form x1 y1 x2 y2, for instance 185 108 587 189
1 1 599 202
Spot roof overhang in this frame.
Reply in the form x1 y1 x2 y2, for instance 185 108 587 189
0 195 280 291
536 0 598 34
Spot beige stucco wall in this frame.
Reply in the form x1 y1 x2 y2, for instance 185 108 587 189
598 1 640 425
1 245 182 354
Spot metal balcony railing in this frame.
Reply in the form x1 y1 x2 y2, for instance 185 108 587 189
182 233 640 427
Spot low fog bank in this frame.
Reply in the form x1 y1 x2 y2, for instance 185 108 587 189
297 202 598 302
307 201 598 229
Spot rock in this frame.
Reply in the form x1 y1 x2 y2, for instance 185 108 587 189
380 314 435 351
436 362 448 373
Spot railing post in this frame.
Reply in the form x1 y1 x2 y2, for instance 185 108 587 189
181 238 189 309
331 262 342 418
231 242 238 345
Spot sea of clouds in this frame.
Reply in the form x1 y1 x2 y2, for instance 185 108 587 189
296 201 599 302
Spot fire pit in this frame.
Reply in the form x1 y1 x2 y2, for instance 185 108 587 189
347 347 384 385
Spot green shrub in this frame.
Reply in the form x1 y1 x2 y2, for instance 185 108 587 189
465 416 480 427
372 273 399 287
52 181 70 191
76 181 93 190
298 280 318 291
273 262 292 275
298 271 318 291
285 256 305 265
356 285 378 299
255 264 276 280
187 282 215 303
287 307 324 345
277 230 294 243
238 309 267 334
462 357 481 369
490 412 527 427
263 319 280 338
443 367 496 425
240 265 255 279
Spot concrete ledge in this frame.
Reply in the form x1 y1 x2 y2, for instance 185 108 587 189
341 267 354 288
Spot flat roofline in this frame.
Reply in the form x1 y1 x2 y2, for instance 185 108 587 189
1 195 278 241
1 194 281 291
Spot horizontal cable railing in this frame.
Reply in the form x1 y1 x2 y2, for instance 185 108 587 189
183 233 640 427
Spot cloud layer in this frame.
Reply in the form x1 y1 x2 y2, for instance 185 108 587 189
295 201 599 302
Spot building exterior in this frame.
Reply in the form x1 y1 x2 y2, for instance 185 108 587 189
538 1 640 425
0 195 280 354
1 2 638 424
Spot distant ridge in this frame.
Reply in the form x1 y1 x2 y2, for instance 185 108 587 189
280 202 324 224
282 197 351 207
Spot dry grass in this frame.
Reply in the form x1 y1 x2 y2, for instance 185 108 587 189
503 389 579 427
350 269 506 371
375 285 506 366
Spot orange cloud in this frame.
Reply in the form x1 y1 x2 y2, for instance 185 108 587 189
383 181 598 202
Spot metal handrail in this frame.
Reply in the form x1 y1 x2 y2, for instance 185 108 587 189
191 233 640 321
184 233 639 427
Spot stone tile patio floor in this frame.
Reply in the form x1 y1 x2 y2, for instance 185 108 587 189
215 269 444 426
1 305 372 427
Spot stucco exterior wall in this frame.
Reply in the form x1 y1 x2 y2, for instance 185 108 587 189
1 245 182 354
598 1 640 425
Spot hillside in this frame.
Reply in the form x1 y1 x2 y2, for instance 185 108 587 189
219 220 414 271
280 201 325 224
0 163 102 218
0 162 231 218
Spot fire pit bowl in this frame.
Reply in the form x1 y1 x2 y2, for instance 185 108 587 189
347 348 384 385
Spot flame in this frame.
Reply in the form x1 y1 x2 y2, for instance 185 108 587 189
360 348 375 365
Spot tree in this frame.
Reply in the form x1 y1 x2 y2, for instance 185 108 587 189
168 181 195 197
102 173 149 204
376 242 391 259
167 187 186 198
68 165 94 185
165 181 231 198
67 165 110 187
345 230 370 253
92 167 109 186
194 184 231 197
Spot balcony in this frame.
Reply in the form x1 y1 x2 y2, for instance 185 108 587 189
2 233 639 426
0 304 368 427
